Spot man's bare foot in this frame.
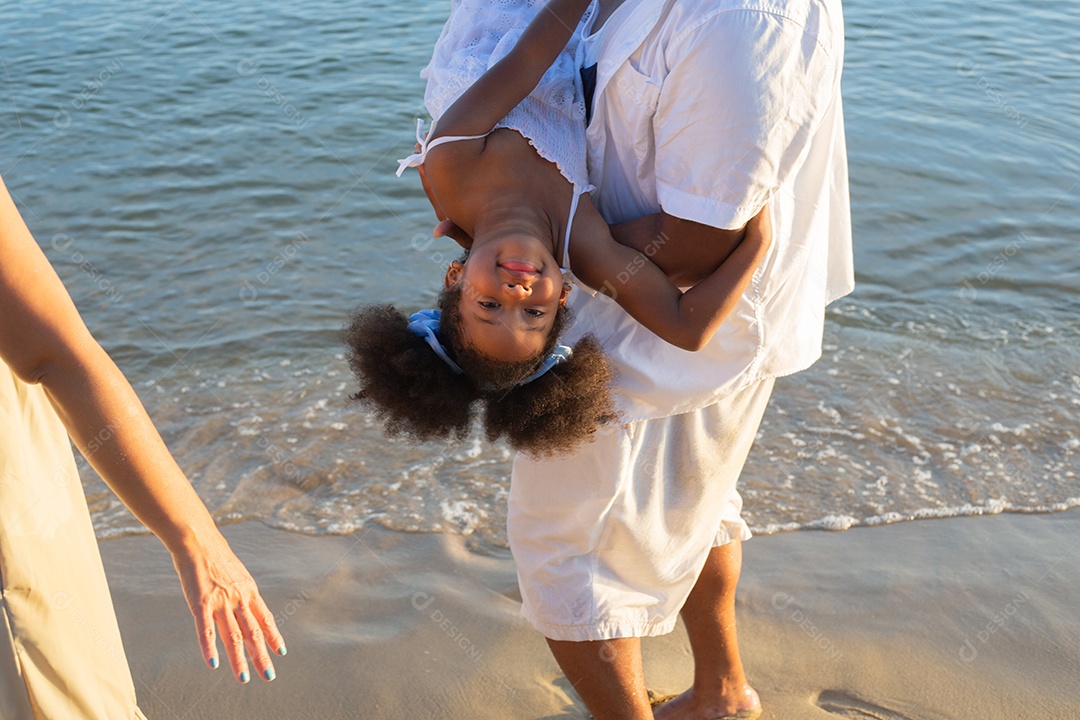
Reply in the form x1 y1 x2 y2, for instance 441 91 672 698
652 685 762 720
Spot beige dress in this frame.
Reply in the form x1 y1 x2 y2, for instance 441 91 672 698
0 360 146 719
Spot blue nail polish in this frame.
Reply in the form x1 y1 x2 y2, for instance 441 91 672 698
278 645 288 656
209 657 219 669
239 670 250 684
264 668 276 681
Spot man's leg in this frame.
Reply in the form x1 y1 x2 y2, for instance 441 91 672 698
546 637 655 720
653 540 761 720
515 380 775 720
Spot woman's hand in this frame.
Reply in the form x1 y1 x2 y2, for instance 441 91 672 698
1 175 287 684
170 532 286 683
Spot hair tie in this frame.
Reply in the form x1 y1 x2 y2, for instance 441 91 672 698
519 343 573 385
407 309 464 374
407 309 573 384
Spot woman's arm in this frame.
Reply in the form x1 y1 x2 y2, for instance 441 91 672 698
431 0 592 141
572 201 773 351
0 177 285 684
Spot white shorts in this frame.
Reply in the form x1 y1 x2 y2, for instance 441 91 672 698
508 377 774 642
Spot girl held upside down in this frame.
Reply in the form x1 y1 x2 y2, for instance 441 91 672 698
344 0 772 456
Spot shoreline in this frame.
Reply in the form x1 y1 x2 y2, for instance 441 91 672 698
101 510 1080 719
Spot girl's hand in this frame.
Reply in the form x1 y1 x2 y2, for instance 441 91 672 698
743 203 773 253
170 532 286 684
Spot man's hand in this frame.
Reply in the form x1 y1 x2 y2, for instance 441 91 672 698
415 142 473 250
433 218 473 250
416 146 443 219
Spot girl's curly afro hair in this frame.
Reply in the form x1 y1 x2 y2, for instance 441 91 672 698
343 286 617 456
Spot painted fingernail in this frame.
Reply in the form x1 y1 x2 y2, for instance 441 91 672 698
264 668 276 681
277 644 288 656
209 657 219 669
239 670 250 684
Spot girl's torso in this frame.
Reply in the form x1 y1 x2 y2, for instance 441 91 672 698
417 0 595 258
424 129 582 265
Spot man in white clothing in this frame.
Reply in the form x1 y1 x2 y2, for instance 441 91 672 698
509 0 853 718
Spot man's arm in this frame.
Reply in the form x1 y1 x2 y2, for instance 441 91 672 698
622 9 838 279
608 213 747 287
572 201 771 351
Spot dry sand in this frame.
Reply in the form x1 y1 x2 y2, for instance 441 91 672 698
101 510 1080 719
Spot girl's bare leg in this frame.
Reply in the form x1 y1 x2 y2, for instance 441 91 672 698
546 637 655 720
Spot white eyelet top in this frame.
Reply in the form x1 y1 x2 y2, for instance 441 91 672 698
396 0 595 270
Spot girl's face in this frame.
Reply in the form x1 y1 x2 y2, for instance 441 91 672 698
445 236 569 362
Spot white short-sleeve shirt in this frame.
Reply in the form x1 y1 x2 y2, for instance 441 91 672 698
565 0 855 422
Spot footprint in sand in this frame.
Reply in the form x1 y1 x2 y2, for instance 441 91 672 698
815 690 914 719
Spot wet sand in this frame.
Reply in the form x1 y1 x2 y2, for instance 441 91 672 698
102 510 1080 719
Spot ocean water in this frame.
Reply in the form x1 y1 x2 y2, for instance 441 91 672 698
2 0 1077 547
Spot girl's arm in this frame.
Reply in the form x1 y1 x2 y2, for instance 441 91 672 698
0 177 285 683
571 201 773 352
608 212 747 287
431 0 592 141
